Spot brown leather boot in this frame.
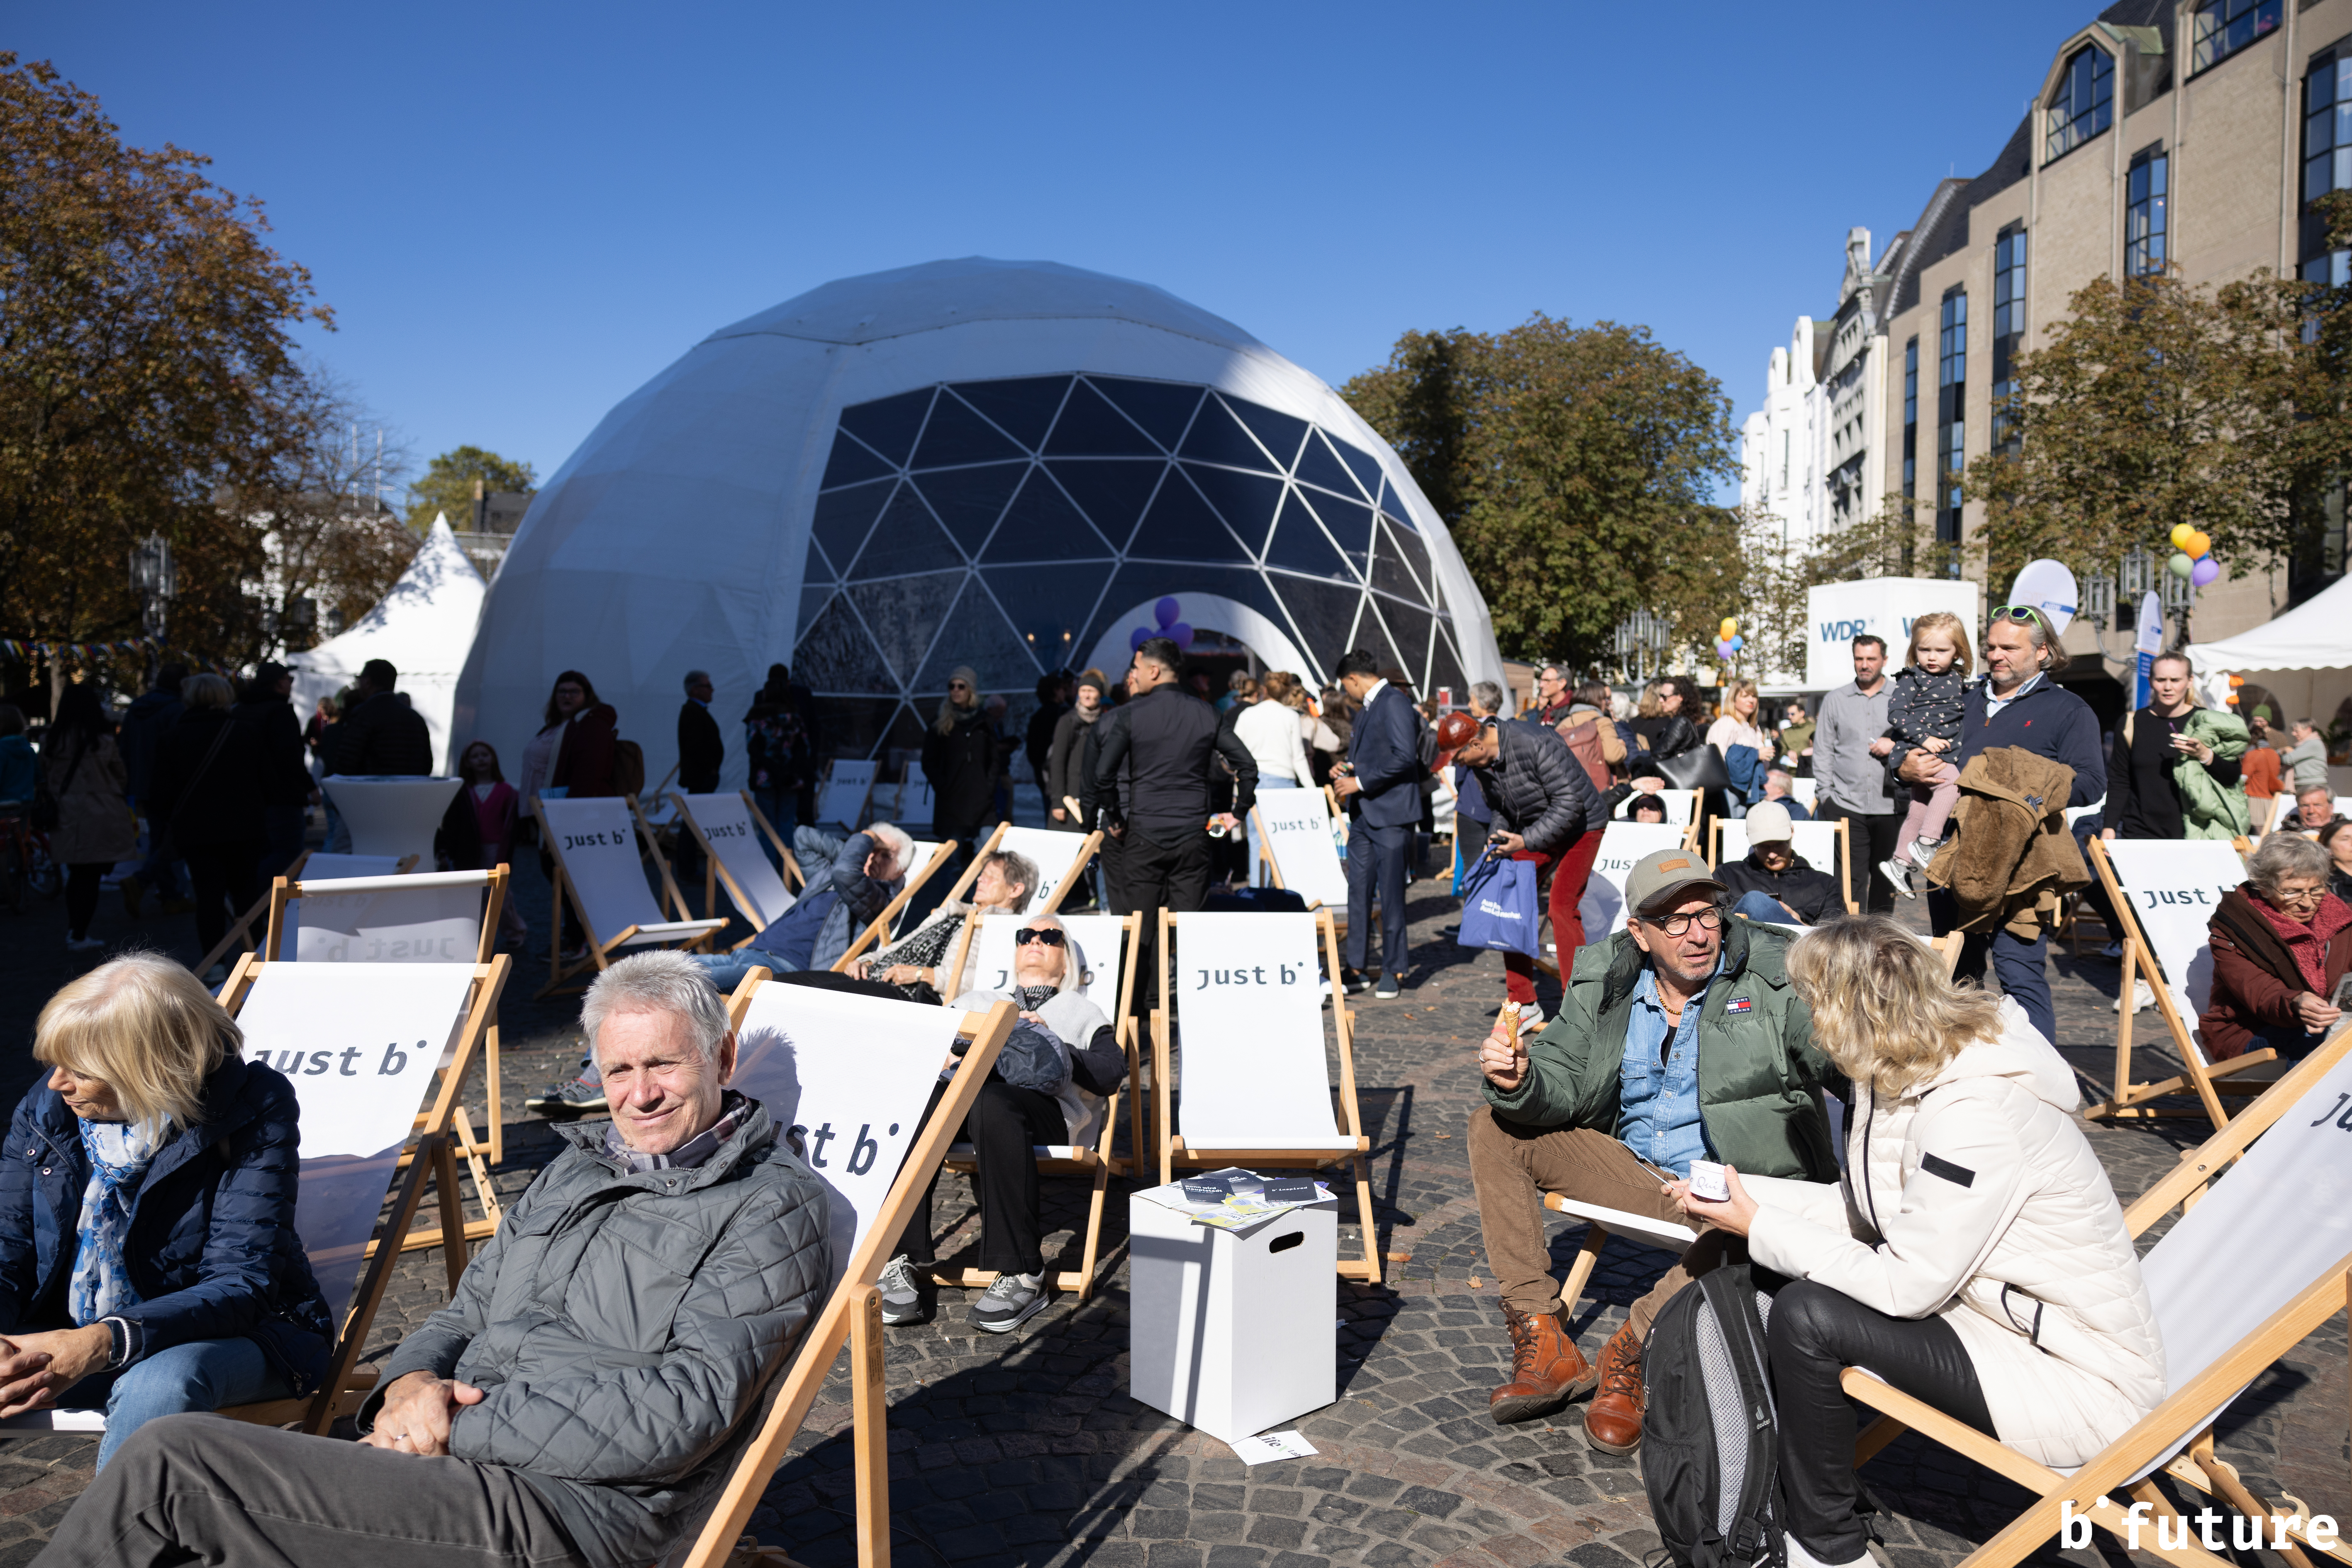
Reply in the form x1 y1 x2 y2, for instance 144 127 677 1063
1489 1305 1595 1425
1582 1321 1645 1454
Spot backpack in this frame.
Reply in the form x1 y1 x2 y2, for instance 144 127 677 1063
1641 1265 1786 1568
1560 719 1612 792
613 737 646 799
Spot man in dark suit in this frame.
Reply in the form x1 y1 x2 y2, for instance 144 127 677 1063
330 658 433 777
1332 648 1423 999
677 669 724 889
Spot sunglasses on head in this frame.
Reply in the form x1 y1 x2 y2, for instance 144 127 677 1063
1014 928 1065 947
1985 605 2045 627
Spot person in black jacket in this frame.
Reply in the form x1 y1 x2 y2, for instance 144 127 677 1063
1717 802 1845 925
328 659 433 777
235 663 314 881
922 666 997 867
1332 649 1422 997
148 675 270 964
1086 637 1258 1012
1440 712 1603 1028
2102 651 2242 842
1024 672 1069 820
677 670 723 794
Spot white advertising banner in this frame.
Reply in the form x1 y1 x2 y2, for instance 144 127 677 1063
1804 578 1983 691
1250 788 1350 908
2103 839 2248 1030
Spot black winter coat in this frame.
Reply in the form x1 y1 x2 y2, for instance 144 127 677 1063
1717 850 1845 925
233 694 312 808
1465 719 1601 856
923 707 998 834
0 1055 334 1395
149 707 268 849
678 700 724 795
332 691 434 777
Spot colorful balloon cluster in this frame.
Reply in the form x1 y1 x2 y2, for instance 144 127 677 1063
1128 595 1195 653
2167 524 2220 588
2225 672 2245 708
1715 617 1744 660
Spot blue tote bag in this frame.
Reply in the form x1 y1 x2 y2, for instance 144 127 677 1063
1458 853 1541 957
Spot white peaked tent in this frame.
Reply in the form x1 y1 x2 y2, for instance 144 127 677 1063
2186 574 2352 736
290 515 487 773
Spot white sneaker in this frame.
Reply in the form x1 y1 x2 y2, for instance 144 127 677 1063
1875 858 1916 900
1905 836 1943 871
2112 978 2155 1014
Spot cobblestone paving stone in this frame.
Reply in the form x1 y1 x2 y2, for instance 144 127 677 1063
1 847 2345 1568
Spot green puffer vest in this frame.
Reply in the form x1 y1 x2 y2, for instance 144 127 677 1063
1483 918 1840 1181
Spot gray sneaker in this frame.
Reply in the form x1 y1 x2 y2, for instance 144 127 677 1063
524 1078 608 1115
968 1272 1050 1334
877 1254 933 1326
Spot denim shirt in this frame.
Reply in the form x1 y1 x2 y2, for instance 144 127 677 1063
1616 959 1717 1178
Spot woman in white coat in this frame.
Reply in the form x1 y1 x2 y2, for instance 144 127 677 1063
1672 916 2164 1568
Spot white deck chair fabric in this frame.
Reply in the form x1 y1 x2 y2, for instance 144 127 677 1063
1549 1196 1694 1249
1790 778 1818 810
1613 787 1697 824
678 792 795 928
729 982 966 1287
898 770 936 829
2102 839 2247 1052
541 796 723 948
1250 788 1349 907
277 871 486 963
962 913 1128 1017
1172 913 1354 1153
992 825 1092 912
1717 817 1842 873
815 761 878 832
1579 822 1694 937
2129 1048 2352 1478
320 775 463 863
231 962 480 1295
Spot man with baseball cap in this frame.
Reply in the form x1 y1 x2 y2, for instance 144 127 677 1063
1715 801 1845 926
1468 846 1836 1449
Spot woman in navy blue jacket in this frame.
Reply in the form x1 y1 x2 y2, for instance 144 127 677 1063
0 955 332 1468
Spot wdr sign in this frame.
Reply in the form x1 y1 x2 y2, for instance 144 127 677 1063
1804 578 1982 690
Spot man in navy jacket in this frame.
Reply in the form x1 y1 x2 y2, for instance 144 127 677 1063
1333 649 1425 997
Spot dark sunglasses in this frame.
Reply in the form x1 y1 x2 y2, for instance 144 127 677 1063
1014 928 1065 947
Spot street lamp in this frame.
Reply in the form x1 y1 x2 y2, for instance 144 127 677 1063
129 533 175 677
1610 609 1671 685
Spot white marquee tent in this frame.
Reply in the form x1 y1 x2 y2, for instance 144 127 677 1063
289 515 485 773
450 257 1504 792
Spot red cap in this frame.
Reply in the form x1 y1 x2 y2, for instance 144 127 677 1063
1434 711 1480 756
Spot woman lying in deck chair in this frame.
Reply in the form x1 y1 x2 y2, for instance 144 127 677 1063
849 846 1038 993
0 956 333 1469
1670 917 2164 1568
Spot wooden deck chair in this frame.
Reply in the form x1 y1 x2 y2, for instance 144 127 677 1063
1613 785 1700 826
662 790 804 939
535 795 728 998
670 977 1016 1568
2084 837 2279 1128
897 763 936 832
832 834 953 969
927 910 1144 1301
216 952 510 1432
813 758 879 833
1248 787 1350 910
988 822 1103 914
261 866 513 1177
1573 821 1694 946
192 851 419 977
1789 778 1818 812
1841 1026 2352 1568
1710 816 1858 917
1153 909 1381 1283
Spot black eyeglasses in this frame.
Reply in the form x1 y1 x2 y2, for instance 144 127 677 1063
1014 928 1065 947
1641 907 1723 937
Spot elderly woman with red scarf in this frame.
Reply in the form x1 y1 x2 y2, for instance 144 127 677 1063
2201 831 2352 1061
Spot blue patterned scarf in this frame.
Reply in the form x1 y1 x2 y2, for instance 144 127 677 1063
68 1120 160 1326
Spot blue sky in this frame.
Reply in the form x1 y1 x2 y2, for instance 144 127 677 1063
19 2 2074 502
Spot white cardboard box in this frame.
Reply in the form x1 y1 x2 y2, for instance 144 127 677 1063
1127 1186 1337 1443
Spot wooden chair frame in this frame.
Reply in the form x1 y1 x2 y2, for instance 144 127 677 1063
927 910 1144 1301
1153 907 1382 1284
1841 1027 2352 1568
1706 815 1858 918
214 950 512 1434
534 796 727 999
834 821 1100 970
674 978 1016 1568
2082 836 2278 1129
814 756 880 834
659 789 804 940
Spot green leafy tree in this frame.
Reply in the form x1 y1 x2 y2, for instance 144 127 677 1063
407 445 536 532
1343 315 1743 669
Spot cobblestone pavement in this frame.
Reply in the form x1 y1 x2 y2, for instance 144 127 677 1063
1 844 2344 1568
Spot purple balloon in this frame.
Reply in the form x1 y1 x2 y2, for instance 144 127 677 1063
1130 626 1152 651
1155 596 1182 629
2191 556 2221 587
1170 623 1194 651
1716 639 1734 659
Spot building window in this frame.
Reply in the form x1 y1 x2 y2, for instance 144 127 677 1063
1937 291 1966 543
2303 53 2352 287
1902 338 1918 497
2046 45 2114 163
1992 227 2027 452
1779 430 1791 490
2126 149 2169 277
2191 0 2281 74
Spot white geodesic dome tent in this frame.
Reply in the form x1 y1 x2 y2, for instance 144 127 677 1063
451 257 1504 790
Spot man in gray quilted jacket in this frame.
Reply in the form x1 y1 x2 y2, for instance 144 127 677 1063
35 953 834 1568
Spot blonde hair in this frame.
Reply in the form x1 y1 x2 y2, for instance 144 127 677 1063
35 955 237 1136
1725 678 1759 718
1906 611 1973 673
933 666 982 736
1636 680 1668 720
1787 917 2004 1096
181 673 235 711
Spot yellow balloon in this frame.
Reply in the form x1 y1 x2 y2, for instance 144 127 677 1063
2169 523 2194 550
1718 618 1738 638
2184 529 2211 558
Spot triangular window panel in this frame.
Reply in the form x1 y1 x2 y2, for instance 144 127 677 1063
913 461 1027 559
1382 519 1437 603
1378 476 1419 526
979 562 1117 668
811 479 896 572
1125 468 1250 561
820 431 896 490
982 466 1114 561
948 376 1069 452
838 388 934 468
849 486 964 579
1300 490 1375 582
1264 574 1365 680
878 702 929 760
1181 464 1286 553
1331 433 1388 500
822 698 908 764
1042 379 1160 458
1369 519 1433 608
1048 458 1167 547
1080 564 1292 666
797 583 834 642
1222 396 1310 473
1431 621 1471 702
1360 599 1435 692
1177 396 1281 471
1090 376 1204 451
1262 489 1356 582
847 571 963 688
914 577 1043 690
1292 430 1367 501
912 391 1026 469
792 590 898 695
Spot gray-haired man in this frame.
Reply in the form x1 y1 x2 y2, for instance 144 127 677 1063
39 953 832 1568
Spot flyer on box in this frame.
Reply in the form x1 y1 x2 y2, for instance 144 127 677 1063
1137 1167 1333 1231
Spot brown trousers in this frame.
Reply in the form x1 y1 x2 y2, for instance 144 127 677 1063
1467 1105 1741 1340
